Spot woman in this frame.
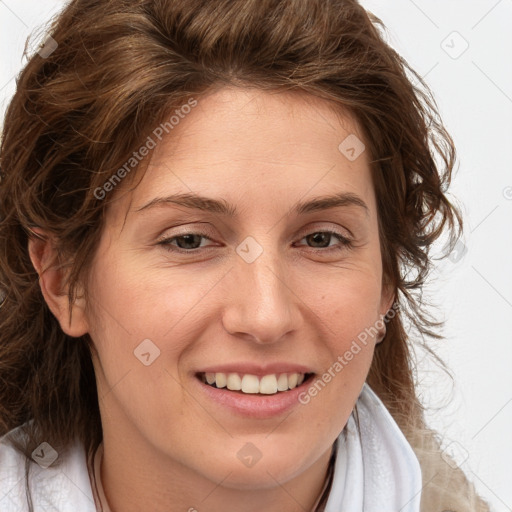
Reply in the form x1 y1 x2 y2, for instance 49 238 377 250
0 0 490 510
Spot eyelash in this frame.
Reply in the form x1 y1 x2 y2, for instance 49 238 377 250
157 229 354 254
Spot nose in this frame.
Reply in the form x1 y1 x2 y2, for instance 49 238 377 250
221 245 302 345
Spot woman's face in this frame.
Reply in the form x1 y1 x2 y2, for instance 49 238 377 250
85 87 393 489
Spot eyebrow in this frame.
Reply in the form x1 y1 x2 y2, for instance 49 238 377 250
135 191 369 217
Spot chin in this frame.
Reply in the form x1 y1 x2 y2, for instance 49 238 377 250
213 460 302 490
194 439 317 491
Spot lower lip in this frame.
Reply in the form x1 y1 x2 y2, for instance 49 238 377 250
194 375 314 419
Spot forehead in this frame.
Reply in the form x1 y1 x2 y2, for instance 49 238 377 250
113 87 375 222
150 87 366 165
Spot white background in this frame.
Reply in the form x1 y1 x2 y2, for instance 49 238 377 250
1 1 511 510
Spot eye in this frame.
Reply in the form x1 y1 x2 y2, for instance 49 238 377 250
158 232 215 252
296 230 353 251
157 229 353 254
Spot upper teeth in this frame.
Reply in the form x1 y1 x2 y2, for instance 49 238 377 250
203 372 306 394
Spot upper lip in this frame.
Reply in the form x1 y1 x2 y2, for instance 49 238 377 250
196 363 315 377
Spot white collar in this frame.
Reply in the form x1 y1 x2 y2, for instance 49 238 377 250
323 383 423 512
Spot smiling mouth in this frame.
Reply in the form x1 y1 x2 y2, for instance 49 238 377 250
197 372 315 395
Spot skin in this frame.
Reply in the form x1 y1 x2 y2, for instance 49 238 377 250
29 87 394 512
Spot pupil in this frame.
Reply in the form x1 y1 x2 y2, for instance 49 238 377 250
177 234 201 249
308 232 329 247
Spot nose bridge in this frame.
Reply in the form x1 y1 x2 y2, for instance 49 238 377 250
221 237 299 344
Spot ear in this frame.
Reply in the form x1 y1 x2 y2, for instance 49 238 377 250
27 228 89 337
379 282 395 317
376 281 396 344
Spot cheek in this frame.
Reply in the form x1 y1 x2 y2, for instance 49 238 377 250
86 254 198 446
318 273 383 340
304 273 383 403
87 250 213 345
85 252 224 421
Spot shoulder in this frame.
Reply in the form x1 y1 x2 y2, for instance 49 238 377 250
0 426 96 512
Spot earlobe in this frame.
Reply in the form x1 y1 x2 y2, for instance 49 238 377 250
27 228 89 338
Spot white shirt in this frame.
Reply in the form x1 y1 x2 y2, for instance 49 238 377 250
0 384 422 511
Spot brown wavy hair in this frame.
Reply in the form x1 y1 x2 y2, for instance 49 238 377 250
0 0 489 510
